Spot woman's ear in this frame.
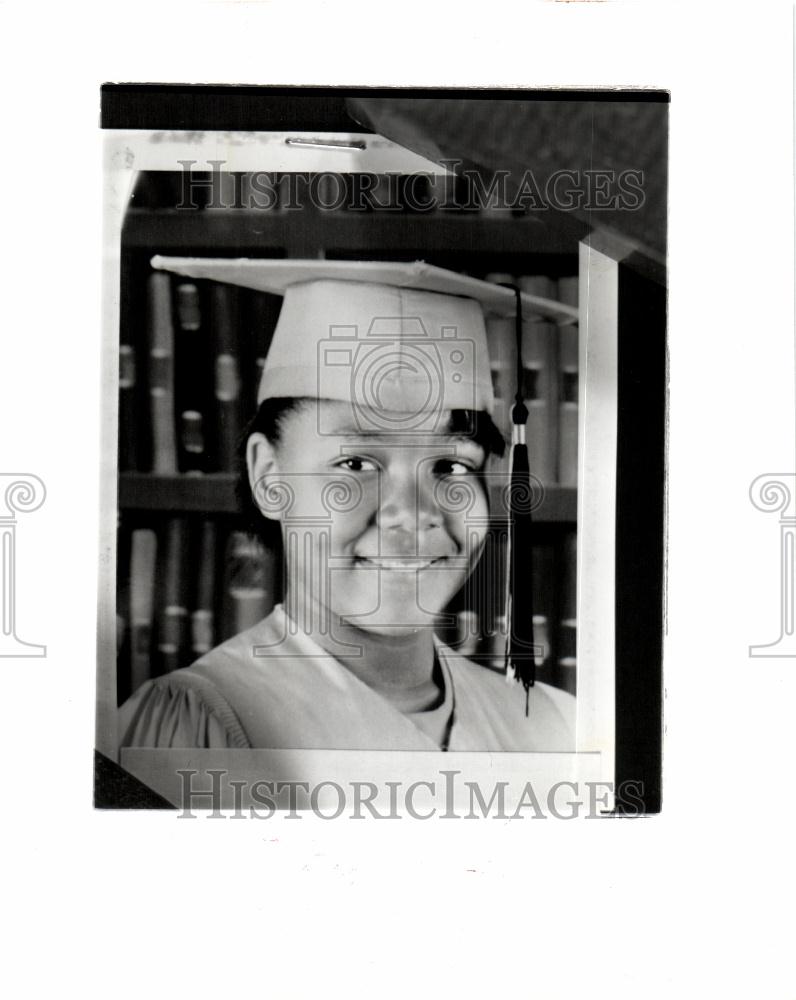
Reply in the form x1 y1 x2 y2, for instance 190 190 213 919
246 432 284 522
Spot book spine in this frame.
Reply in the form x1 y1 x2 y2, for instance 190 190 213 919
116 517 132 703
531 540 555 684
210 284 244 472
222 531 277 640
118 341 138 471
129 528 158 694
174 282 209 473
179 411 206 472
158 517 191 674
557 276 579 488
472 525 509 671
480 614 508 673
557 528 577 695
191 520 218 657
456 609 480 658
147 272 178 474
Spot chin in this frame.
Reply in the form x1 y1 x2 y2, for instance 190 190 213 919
329 568 466 633
334 591 443 634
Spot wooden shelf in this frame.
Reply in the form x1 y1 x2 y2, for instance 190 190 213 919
119 472 576 522
122 207 579 258
119 473 240 514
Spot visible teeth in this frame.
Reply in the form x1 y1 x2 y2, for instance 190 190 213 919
358 558 438 570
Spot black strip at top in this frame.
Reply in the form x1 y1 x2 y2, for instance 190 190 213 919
100 84 670 130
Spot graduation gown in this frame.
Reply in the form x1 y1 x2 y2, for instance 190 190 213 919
119 606 575 752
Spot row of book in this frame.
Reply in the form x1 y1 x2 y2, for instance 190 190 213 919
116 517 279 702
447 526 577 694
119 269 579 486
117 516 577 702
119 274 280 473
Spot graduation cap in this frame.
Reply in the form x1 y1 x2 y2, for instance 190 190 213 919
150 256 578 704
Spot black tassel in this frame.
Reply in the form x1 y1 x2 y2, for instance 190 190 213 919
502 285 536 715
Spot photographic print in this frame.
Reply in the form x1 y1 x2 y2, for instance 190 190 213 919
96 87 667 815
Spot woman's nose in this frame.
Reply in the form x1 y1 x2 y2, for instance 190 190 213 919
377 465 440 534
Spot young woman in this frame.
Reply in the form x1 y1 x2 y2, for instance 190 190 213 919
119 260 575 751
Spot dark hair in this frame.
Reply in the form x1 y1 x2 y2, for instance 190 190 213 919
235 398 308 549
236 397 506 547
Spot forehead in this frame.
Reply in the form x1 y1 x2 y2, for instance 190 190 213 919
280 399 479 448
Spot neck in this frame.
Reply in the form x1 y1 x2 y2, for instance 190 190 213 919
284 593 441 711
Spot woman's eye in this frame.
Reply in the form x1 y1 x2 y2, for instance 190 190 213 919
336 457 378 473
433 459 474 476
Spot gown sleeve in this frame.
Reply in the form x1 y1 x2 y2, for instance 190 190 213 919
119 673 251 749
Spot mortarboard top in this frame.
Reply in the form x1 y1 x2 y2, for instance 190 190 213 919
150 257 577 416
150 257 578 324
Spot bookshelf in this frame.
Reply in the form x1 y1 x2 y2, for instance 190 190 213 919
117 169 580 701
122 205 578 256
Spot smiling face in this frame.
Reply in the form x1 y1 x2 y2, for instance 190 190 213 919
247 399 491 636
